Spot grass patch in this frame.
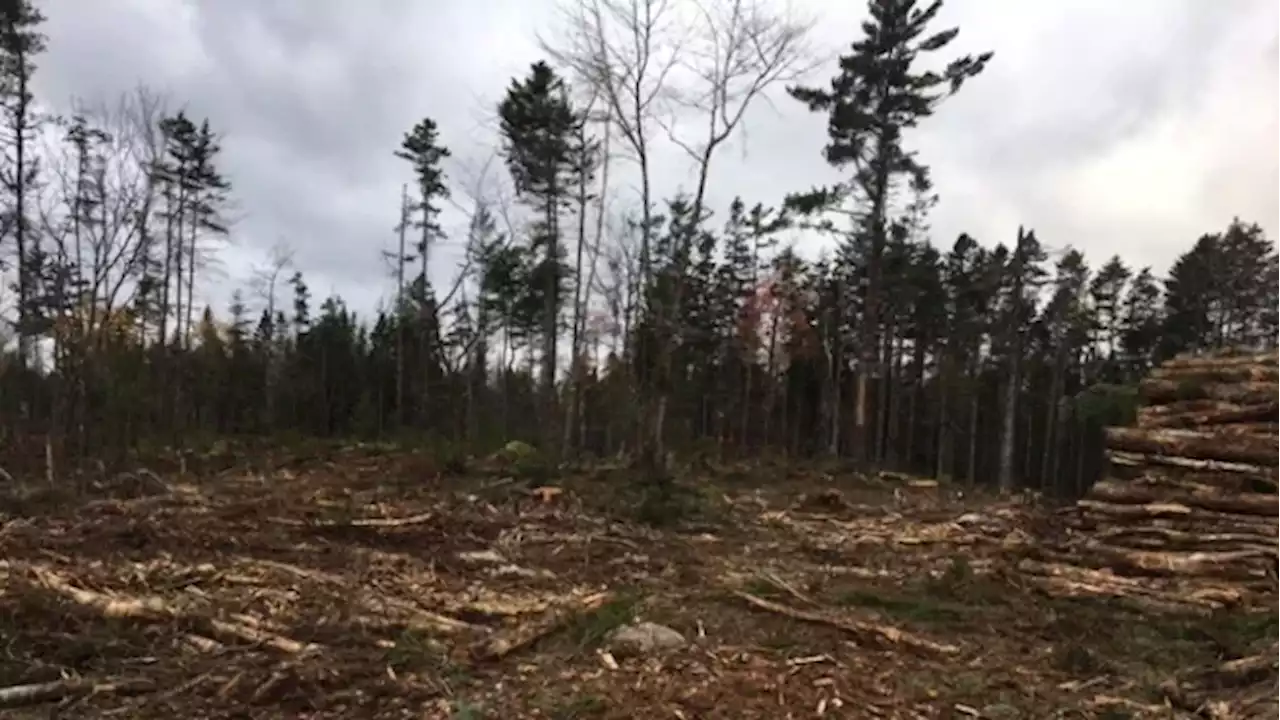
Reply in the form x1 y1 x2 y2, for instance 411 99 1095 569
561 592 642 652
829 559 1002 630
544 693 609 719
833 587 968 627
383 629 468 683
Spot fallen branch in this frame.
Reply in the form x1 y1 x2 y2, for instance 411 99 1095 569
732 591 959 657
270 511 435 528
26 565 316 655
0 676 155 709
468 591 611 664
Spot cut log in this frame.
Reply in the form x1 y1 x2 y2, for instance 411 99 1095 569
1089 478 1279 517
1137 401 1279 430
1160 352 1279 371
1105 427 1279 467
1109 451 1278 475
1016 558 1238 612
1037 349 1280 618
1150 364 1279 385
732 591 959 657
1138 379 1278 405
1091 526 1276 555
1074 500 1280 537
1071 544 1272 581
0 677 155 709
1107 456 1277 493
1075 499 1194 520
1138 400 1250 427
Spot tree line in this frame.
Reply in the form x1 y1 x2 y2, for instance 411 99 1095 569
0 0 1275 497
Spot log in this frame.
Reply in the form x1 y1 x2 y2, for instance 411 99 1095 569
1137 401 1280 430
1150 364 1279 385
1109 451 1278 475
26 566 316 654
1075 500 1279 536
1160 352 1279 371
1137 400 1248 427
0 677 155 709
1016 558 1236 611
1138 379 1278 405
1105 427 1278 467
1072 544 1273 581
1076 499 1194 520
733 591 959 657
1091 526 1276 555
468 591 610 664
1089 478 1279 517
1107 458 1277 494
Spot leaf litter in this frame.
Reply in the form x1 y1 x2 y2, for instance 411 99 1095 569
0 448 1274 719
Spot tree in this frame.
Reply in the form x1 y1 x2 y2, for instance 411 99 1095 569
395 118 451 289
640 0 814 468
0 0 45 368
395 117 452 426
787 0 992 465
499 60 589 451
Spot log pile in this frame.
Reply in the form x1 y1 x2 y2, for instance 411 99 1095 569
1024 350 1279 611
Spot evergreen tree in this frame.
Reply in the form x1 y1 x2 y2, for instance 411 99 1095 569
498 60 587 449
787 0 992 464
0 0 44 367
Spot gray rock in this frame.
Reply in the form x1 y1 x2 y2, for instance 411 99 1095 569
607 621 687 658
980 703 1021 720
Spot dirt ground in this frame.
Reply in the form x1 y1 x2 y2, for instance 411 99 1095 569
0 445 1275 719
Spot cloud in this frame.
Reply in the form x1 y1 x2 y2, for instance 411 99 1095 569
30 0 1279 317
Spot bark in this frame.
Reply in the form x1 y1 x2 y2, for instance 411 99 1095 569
1160 351 1279 371
1137 400 1278 429
1150 364 1279 384
1052 543 1272 581
1088 478 1277 516
1105 426 1278 466
1138 378 1279 405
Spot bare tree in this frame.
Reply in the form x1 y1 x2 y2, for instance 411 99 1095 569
664 0 815 222
540 0 683 291
37 86 169 348
648 0 814 467
248 240 295 322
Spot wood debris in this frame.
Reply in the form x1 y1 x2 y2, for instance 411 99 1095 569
1026 349 1279 608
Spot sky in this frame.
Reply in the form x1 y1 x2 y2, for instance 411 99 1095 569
33 0 1280 320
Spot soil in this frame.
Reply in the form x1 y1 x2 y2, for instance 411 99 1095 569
0 446 1274 719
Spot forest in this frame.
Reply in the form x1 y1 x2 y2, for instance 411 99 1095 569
0 1 1277 718
0 0 1275 498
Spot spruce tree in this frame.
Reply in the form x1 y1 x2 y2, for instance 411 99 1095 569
395 117 451 425
787 0 991 463
0 0 44 366
498 60 585 448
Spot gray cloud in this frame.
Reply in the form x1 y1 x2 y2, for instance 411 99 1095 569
33 0 1279 315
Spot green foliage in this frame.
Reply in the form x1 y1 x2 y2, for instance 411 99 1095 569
562 593 640 651
1073 383 1138 427
1 11 1277 504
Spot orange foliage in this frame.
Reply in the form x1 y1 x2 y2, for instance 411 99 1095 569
53 302 142 348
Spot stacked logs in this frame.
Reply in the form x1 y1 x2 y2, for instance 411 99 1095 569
1023 350 1279 611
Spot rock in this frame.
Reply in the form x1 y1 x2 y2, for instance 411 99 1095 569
607 622 687 658
979 703 1021 720
954 512 984 526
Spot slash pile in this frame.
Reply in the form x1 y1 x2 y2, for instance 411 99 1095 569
1025 349 1278 609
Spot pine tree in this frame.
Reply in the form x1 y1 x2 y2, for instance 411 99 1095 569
395 118 451 428
0 0 45 368
788 0 992 464
498 60 586 451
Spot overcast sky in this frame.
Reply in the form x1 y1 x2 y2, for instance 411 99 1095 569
35 0 1279 318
